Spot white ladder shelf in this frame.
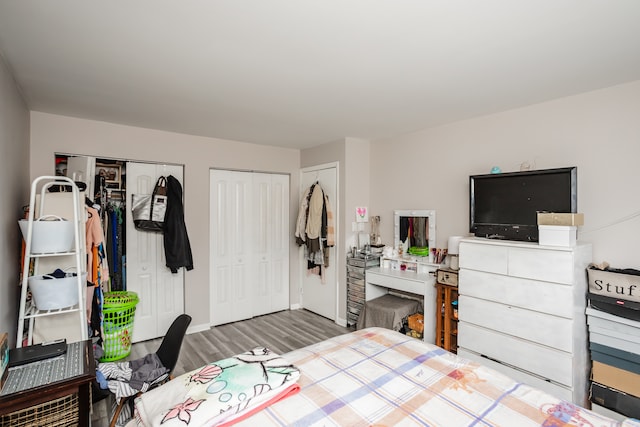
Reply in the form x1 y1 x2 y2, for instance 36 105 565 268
17 176 88 347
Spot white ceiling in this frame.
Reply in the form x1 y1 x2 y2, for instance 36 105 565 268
1 1 639 150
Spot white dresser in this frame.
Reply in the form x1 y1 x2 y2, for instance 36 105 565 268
457 238 592 406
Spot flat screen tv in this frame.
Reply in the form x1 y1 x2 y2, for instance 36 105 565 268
470 167 577 242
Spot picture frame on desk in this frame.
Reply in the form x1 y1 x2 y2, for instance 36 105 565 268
405 263 417 273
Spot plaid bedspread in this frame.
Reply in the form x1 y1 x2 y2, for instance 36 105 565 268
237 327 640 427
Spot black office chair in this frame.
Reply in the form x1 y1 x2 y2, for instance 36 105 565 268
94 313 192 427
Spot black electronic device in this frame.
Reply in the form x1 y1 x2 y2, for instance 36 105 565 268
588 293 640 322
8 339 67 367
469 167 577 242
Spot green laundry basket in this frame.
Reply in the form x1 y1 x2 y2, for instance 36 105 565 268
100 291 139 362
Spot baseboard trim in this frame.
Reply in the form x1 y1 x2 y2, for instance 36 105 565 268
187 323 211 335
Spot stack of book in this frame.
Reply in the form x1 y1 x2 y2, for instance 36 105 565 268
586 266 640 419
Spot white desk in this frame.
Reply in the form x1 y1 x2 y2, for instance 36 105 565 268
365 267 437 344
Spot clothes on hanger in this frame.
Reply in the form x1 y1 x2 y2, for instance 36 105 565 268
105 203 126 291
163 175 193 273
294 182 335 281
86 205 109 341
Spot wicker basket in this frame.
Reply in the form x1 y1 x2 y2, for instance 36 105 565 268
0 393 78 427
408 313 424 333
101 291 139 362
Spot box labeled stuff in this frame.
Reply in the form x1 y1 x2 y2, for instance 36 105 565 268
588 267 640 304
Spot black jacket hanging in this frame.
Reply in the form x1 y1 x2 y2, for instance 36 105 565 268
163 175 194 273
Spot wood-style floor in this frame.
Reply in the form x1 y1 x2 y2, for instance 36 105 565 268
91 309 352 426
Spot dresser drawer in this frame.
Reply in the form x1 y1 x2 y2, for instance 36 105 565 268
347 256 380 268
508 247 575 284
457 348 574 402
459 242 508 274
347 265 365 277
460 240 586 285
458 322 573 386
459 295 573 351
347 274 364 287
348 286 365 302
347 299 363 314
459 269 574 318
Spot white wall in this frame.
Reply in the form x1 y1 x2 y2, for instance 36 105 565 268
344 138 371 252
0 54 30 346
19 79 640 335
371 80 640 269
29 112 301 330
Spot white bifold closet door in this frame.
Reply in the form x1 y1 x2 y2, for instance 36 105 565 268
209 170 289 326
127 162 185 342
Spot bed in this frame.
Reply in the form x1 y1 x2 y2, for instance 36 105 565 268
131 327 640 426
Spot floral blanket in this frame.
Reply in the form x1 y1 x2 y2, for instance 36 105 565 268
132 348 300 426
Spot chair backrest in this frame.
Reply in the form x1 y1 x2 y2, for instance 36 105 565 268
155 314 192 374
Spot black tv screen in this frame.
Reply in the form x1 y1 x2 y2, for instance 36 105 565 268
470 167 577 242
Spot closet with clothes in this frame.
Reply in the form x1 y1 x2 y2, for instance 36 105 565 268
56 155 188 343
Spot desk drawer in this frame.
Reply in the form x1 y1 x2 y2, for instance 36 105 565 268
366 272 426 295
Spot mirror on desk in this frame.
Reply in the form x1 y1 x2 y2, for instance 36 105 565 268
393 210 436 259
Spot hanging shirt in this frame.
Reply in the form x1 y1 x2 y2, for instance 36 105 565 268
86 206 109 288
